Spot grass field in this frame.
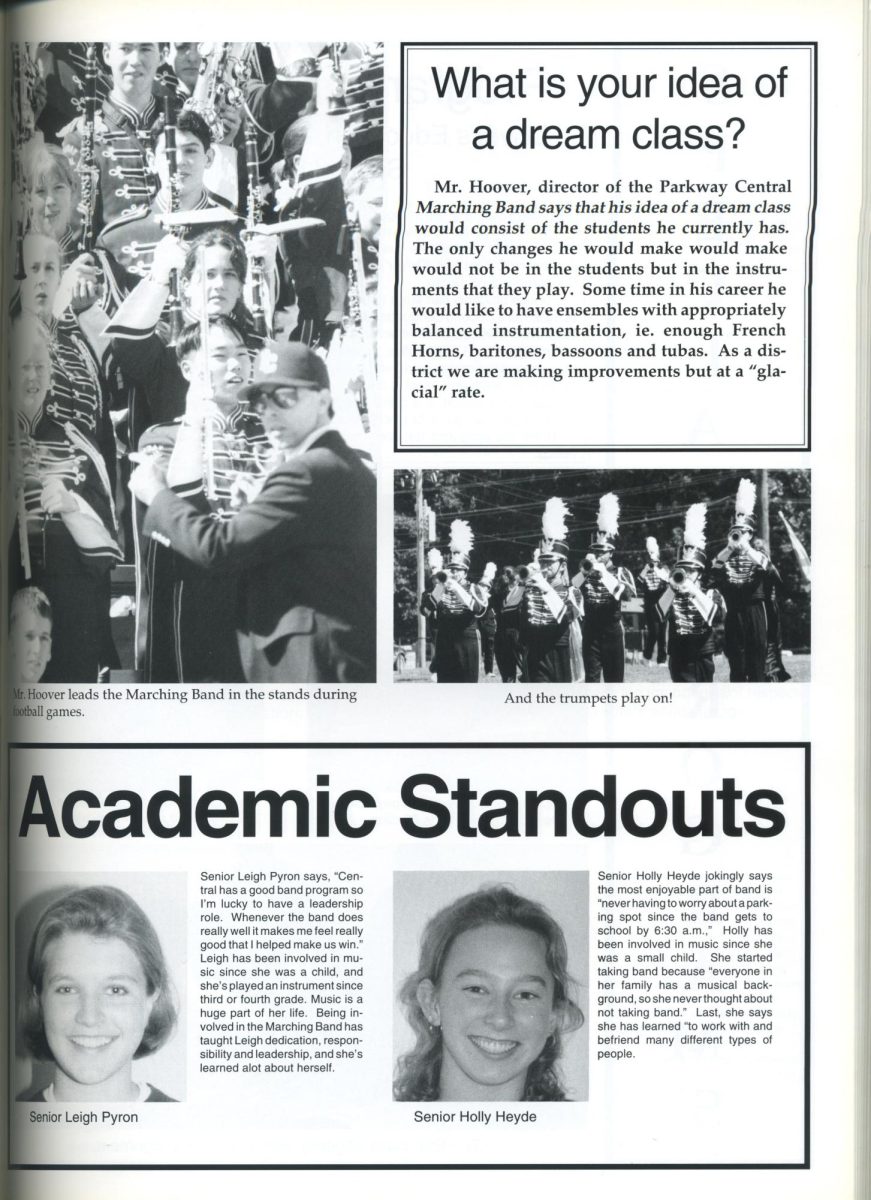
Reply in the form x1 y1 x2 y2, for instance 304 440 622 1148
394 653 811 684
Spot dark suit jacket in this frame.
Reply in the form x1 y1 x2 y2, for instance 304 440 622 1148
142 429 376 682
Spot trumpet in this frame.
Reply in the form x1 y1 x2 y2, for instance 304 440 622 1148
670 567 687 587
434 570 448 584
581 557 597 573
728 530 745 546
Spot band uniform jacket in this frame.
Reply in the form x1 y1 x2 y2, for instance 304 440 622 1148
142 428 376 682
63 93 160 238
420 579 489 683
9 401 122 682
657 584 726 683
97 189 236 292
710 547 773 682
135 408 269 682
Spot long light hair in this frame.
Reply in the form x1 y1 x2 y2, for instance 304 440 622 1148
394 885 583 1101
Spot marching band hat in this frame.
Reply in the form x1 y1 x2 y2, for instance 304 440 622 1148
587 492 619 555
239 343 330 403
676 503 708 570
731 478 758 534
676 544 707 570
446 519 473 571
538 497 570 560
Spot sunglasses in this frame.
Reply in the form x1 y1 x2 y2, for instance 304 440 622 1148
250 386 320 414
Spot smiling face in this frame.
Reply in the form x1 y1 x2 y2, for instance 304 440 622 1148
40 932 157 1101
417 924 558 1101
103 43 160 106
29 166 75 241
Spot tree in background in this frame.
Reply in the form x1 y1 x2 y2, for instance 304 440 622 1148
394 470 810 653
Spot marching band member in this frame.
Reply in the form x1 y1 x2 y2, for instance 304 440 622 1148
492 566 527 683
167 43 202 98
105 228 271 439
98 107 236 288
8 42 383 681
135 316 269 682
16 232 113 476
275 115 350 347
129 342 376 683
637 535 670 667
9 317 121 682
63 43 165 237
656 504 726 683
520 499 582 684
710 478 776 682
9 587 54 685
24 143 82 267
574 492 636 683
420 522 493 683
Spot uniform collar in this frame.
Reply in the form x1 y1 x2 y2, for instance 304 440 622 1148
154 188 211 214
106 93 157 129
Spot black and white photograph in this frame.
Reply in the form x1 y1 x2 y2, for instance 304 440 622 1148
8 42 382 683
394 469 811 685
13 872 186 1103
393 871 589 1103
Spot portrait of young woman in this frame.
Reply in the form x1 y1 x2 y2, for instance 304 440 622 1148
15 876 185 1103
393 872 589 1102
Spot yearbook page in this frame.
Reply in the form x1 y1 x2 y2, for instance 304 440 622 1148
3 0 863 1198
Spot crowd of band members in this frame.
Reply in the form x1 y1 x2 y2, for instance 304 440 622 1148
418 522 791 686
9 42 382 684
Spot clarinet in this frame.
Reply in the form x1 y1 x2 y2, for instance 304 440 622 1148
12 418 33 580
162 80 184 346
347 216 377 422
12 44 36 280
244 117 267 337
76 43 100 254
197 246 218 501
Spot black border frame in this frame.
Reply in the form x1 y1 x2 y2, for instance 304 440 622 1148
394 42 818 453
7 740 810 1171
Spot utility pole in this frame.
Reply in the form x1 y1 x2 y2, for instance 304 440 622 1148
759 467 770 545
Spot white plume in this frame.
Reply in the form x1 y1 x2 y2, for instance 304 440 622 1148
427 548 443 572
646 536 659 558
597 492 620 538
684 503 707 549
449 519 474 557
735 478 757 519
542 497 570 541
480 561 496 586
